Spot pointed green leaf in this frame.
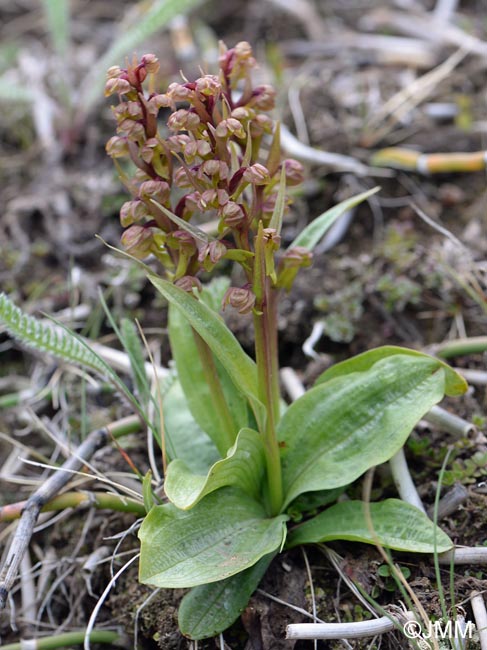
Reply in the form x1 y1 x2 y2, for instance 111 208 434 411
151 199 212 243
286 499 453 553
164 428 265 509
120 318 150 408
179 554 274 640
288 187 379 251
168 279 250 455
279 353 461 508
148 274 264 427
163 379 220 474
316 345 467 397
268 165 286 234
138 488 287 588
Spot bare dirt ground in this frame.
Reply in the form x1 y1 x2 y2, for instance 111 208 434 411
0 0 486 648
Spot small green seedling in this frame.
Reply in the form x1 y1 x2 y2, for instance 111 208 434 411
104 42 467 639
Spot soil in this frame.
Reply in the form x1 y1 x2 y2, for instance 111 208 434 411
1 1 487 649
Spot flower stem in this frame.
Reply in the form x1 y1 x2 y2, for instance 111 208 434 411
192 329 237 454
253 222 283 515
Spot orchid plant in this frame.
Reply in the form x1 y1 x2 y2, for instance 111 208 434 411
105 42 467 639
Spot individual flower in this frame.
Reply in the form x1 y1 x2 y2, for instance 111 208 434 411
222 286 256 314
243 164 270 185
121 225 154 259
282 159 305 186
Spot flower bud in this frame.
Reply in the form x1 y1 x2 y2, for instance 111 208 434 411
147 93 172 115
195 75 221 97
166 82 194 102
105 135 129 158
120 200 149 227
220 201 246 227
183 138 212 162
121 225 154 259
141 53 160 74
234 41 253 62
198 240 227 271
167 134 191 153
243 163 270 185
215 118 245 139
112 101 143 122
201 160 229 180
139 180 170 204
231 107 255 122
282 159 305 186
223 286 256 315
117 118 144 140
175 276 202 293
249 85 276 111
106 66 123 79
167 109 201 132
277 246 313 291
140 138 160 163
174 166 196 189
250 114 273 136
198 189 228 210
166 230 197 256
104 77 132 97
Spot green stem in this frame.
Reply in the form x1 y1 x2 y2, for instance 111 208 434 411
431 336 487 359
0 491 146 523
0 630 119 650
253 223 283 516
192 329 236 454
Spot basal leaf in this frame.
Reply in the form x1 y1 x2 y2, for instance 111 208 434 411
279 353 461 508
164 428 265 509
138 488 287 588
168 279 250 455
178 554 274 639
163 379 220 474
148 274 264 428
315 345 467 397
288 187 379 251
286 499 453 553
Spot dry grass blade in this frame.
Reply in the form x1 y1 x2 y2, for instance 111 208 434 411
0 416 141 609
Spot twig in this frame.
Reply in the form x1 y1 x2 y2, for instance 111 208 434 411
471 591 487 650
389 448 426 513
286 614 408 639
0 415 141 609
361 8 487 58
280 367 306 401
438 548 487 565
280 124 388 177
423 405 474 438
426 483 468 519
454 368 487 386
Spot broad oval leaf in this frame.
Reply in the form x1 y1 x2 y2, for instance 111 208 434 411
278 353 463 509
179 554 274 640
164 379 220 474
138 488 287 588
315 345 467 397
148 274 265 428
164 428 265 509
168 279 250 455
286 499 453 553
288 187 379 251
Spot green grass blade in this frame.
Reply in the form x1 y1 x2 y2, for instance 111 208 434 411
41 0 70 58
80 0 205 113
